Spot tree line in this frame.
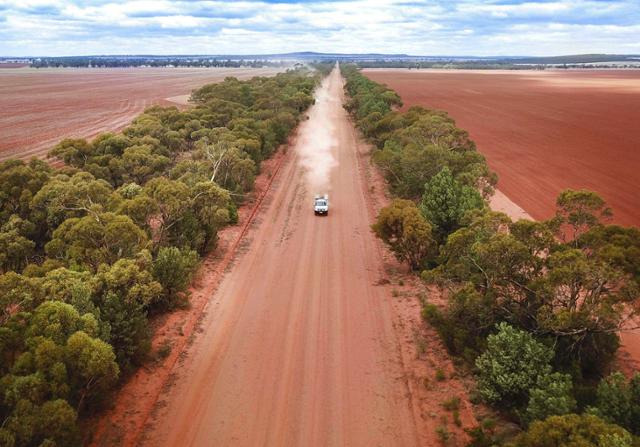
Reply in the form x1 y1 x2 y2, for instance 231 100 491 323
30 57 287 69
354 61 546 70
341 64 640 446
0 68 318 446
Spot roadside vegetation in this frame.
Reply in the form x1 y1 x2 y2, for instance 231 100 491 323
0 68 318 446
341 64 640 446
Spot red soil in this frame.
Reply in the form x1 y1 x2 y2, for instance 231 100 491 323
0 67 279 162
364 69 640 228
0 63 29 69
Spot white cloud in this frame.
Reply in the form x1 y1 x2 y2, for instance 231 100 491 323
0 0 638 56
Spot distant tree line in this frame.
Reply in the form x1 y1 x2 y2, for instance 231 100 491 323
355 60 546 70
30 57 288 69
341 64 640 446
354 53 640 70
0 68 318 446
356 60 640 70
508 54 639 65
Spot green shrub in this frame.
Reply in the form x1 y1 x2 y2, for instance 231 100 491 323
442 396 461 411
157 341 172 360
589 372 640 435
152 246 199 310
420 166 484 241
452 410 462 427
509 414 633 447
435 425 451 445
422 285 491 364
372 199 435 270
475 323 553 408
525 372 576 424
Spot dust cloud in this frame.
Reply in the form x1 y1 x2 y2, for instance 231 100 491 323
297 72 338 196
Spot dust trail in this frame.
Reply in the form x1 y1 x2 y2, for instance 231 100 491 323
297 70 338 195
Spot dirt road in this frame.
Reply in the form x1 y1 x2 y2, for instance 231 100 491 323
141 67 421 446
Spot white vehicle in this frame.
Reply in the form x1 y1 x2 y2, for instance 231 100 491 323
314 195 329 216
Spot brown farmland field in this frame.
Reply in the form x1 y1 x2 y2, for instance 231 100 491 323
364 69 640 227
0 67 280 162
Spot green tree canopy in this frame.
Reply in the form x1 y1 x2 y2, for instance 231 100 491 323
589 372 640 435
372 199 435 270
475 323 554 407
64 331 119 410
0 159 51 222
26 301 98 344
430 191 640 376
45 212 148 271
420 166 485 240
0 230 34 274
143 177 232 252
555 189 613 242
152 246 199 310
525 372 577 424
92 255 162 310
510 414 634 447
30 171 115 234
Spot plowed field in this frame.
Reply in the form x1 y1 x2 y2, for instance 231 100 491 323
364 69 640 227
0 67 279 162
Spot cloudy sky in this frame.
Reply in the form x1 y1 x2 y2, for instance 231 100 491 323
0 0 638 57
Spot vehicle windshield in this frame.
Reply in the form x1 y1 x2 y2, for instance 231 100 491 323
315 200 327 206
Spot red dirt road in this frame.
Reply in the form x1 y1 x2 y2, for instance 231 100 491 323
364 69 640 227
140 67 422 446
0 67 279 162
138 66 419 446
